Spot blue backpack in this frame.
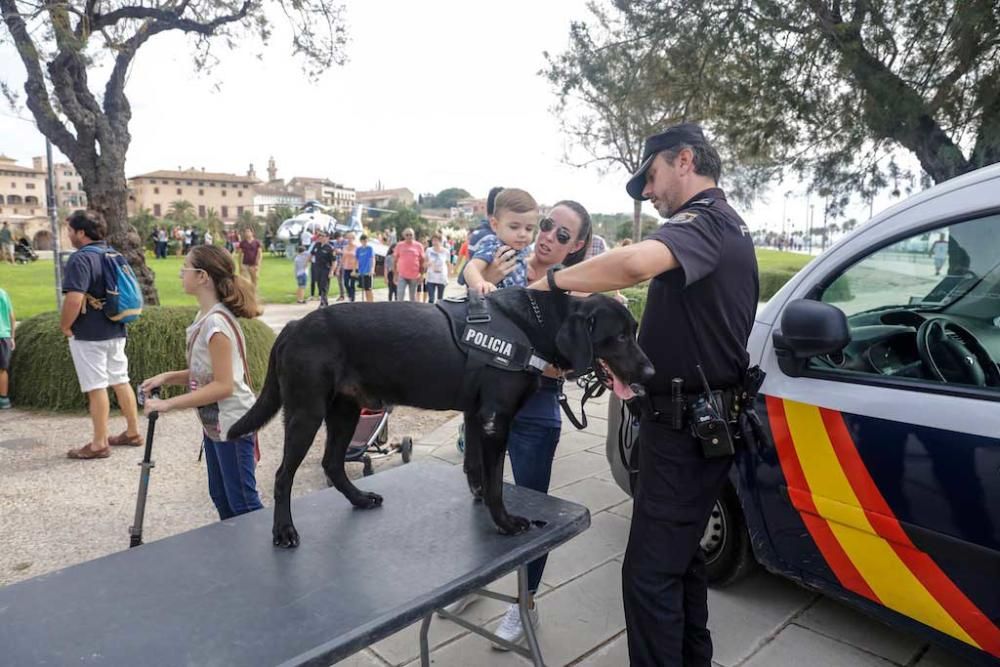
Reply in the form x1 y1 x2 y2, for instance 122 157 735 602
80 244 144 324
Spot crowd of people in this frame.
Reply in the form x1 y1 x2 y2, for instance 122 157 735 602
0 122 757 666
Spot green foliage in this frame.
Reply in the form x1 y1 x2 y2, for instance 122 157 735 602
0 256 387 319
9 307 275 411
371 206 435 241
423 188 471 209
548 1 1000 213
591 212 659 241
615 217 658 242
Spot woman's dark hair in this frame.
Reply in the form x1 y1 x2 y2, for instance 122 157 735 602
486 186 504 216
67 210 107 241
552 200 593 266
188 245 262 319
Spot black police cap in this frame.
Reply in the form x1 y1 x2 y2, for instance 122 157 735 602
626 123 708 201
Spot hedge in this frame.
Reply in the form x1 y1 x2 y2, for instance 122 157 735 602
10 306 275 411
618 267 832 322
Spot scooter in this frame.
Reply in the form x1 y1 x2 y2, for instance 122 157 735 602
129 388 160 548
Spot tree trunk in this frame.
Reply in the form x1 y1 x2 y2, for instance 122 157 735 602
632 198 643 241
88 187 160 306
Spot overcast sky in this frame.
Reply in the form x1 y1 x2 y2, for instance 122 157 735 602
0 0 910 232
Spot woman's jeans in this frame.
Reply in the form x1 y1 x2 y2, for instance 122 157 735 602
397 277 419 301
506 420 561 593
343 269 356 301
202 434 263 520
426 282 445 303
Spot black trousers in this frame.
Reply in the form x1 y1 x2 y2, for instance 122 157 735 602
623 418 733 667
315 271 331 306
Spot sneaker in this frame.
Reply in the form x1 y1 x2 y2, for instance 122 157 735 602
491 603 539 650
437 594 478 618
0 397 11 409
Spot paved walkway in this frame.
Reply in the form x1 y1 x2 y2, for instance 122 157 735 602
328 389 971 667
257 289 971 666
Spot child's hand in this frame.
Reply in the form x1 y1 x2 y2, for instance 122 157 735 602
477 282 498 296
144 397 171 415
139 375 165 394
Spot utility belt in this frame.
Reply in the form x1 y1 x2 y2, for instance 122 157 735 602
628 366 766 460
642 387 742 429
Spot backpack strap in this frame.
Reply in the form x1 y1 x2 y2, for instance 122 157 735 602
187 308 260 462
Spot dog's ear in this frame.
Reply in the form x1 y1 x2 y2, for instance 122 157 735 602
555 313 593 375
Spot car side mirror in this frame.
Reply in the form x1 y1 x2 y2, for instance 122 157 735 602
772 300 850 376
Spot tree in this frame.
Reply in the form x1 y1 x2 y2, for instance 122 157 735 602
1 0 348 303
165 200 195 228
372 206 433 242
543 6 688 240
429 188 471 209
615 217 659 243
582 0 1000 214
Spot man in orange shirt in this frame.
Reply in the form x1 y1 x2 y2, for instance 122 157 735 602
393 228 425 301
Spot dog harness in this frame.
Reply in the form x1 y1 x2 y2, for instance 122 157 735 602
437 295 551 375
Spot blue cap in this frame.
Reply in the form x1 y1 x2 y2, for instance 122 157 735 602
626 123 708 201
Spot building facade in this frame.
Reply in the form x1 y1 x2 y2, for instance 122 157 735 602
356 187 415 209
33 157 87 211
0 154 52 246
128 168 258 222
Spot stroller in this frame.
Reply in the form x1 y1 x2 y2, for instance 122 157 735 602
326 405 413 483
14 238 38 264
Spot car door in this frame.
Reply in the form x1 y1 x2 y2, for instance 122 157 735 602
754 210 1000 662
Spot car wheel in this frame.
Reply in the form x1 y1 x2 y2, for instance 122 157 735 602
703 483 755 586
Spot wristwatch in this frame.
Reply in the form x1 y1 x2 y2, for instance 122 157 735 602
546 266 567 294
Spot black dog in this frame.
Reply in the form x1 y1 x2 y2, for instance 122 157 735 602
229 288 654 547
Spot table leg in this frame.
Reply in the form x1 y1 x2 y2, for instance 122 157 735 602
518 565 545 667
419 612 433 667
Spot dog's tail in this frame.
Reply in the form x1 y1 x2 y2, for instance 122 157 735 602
227 324 287 440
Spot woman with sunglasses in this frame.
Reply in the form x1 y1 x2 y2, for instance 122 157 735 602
445 199 593 649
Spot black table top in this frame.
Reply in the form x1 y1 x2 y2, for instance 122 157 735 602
0 461 590 666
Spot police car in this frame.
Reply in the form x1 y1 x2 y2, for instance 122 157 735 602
606 163 1000 665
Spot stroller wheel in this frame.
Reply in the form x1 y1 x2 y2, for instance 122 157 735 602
400 436 413 464
362 455 374 477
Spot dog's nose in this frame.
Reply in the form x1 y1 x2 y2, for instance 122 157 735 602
640 363 656 383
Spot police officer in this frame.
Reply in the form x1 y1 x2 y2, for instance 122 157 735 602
530 123 758 666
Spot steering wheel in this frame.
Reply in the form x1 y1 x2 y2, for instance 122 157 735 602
915 317 1000 387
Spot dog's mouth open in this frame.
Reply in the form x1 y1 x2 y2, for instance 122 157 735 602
596 359 646 402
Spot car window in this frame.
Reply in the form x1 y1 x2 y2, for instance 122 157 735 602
812 213 1000 391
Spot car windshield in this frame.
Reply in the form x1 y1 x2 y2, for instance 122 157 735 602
822 213 1000 317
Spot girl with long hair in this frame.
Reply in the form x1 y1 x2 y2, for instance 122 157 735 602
140 245 265 519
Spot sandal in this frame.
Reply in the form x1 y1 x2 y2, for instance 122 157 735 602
67 443 111 459
108 431 142 447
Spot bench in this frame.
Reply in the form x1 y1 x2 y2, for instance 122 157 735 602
0 460 590 666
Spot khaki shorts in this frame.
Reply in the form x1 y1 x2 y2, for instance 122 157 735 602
68 337 130 392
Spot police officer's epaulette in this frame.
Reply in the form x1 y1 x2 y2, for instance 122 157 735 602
667 198 715 225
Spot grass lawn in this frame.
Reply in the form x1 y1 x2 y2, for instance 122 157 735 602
755 248 813 272
0 253 387 319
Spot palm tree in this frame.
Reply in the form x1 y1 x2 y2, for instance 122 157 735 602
166 200 195 226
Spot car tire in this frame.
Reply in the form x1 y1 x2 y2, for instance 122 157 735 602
704 482 756 587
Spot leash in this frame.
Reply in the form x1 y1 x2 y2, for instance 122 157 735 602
557 371 607 430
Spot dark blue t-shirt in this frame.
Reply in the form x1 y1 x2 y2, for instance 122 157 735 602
61 242 127 341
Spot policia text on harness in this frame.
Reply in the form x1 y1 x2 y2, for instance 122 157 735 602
436 291 606 427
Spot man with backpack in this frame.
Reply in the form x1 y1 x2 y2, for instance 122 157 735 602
61 210 142 460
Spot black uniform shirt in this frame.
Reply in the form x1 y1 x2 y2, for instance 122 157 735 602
311 242 336 273
638 188 758 393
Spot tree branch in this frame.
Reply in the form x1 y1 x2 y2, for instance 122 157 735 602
0 0 78 154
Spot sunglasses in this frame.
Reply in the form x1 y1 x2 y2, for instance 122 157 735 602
539 217 573 245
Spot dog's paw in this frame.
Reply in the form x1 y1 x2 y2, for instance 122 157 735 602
496 514 531 536
273 524 300 548
352 491 383 509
